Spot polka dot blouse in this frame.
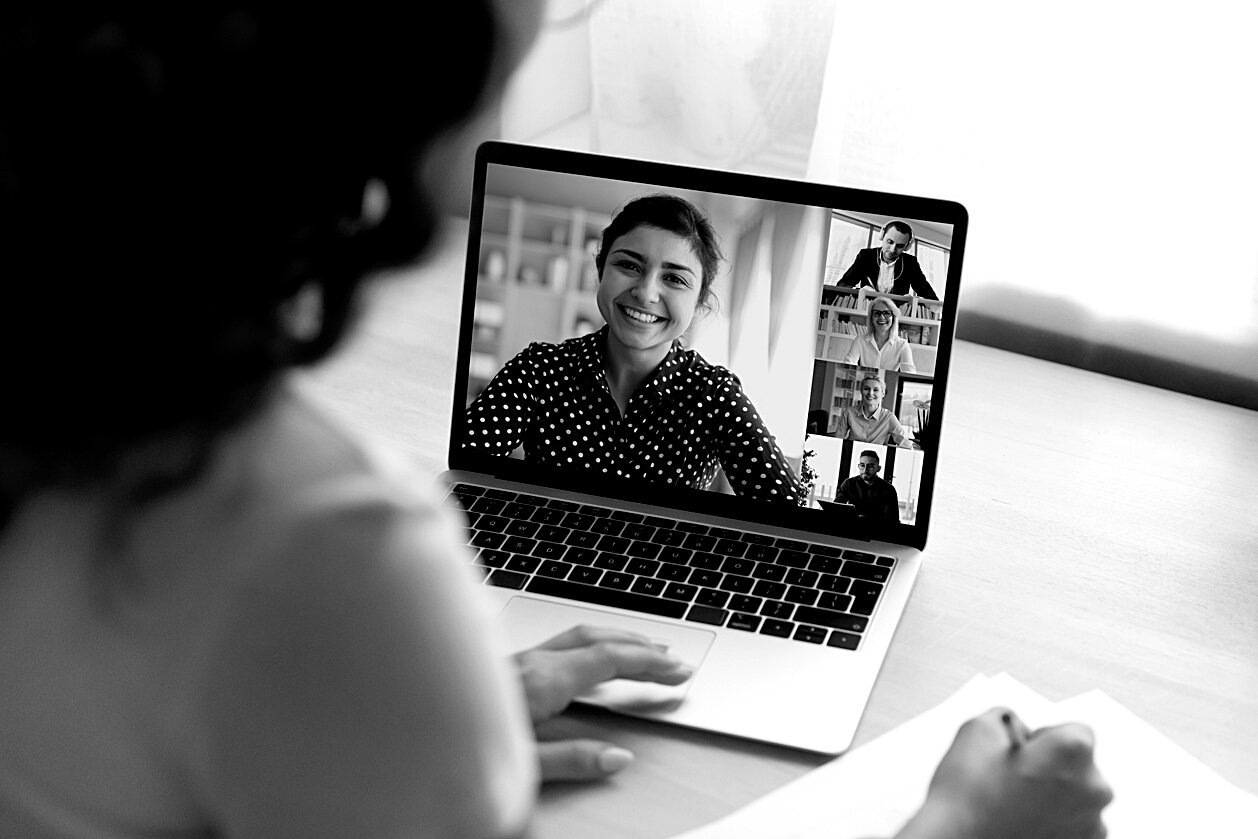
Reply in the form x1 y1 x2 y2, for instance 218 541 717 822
463 328 804 505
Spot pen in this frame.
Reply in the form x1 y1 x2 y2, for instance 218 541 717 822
1001 711 1024 752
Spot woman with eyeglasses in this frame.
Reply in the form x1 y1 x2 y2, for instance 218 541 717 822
842 296 917 372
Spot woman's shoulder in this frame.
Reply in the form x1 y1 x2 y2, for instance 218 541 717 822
506 330 601 373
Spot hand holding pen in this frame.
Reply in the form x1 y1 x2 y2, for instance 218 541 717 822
896 707 1114 839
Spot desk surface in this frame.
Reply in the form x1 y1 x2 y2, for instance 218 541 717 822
306 220 1258 838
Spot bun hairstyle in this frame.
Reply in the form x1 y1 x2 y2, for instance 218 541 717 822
0 6 505 509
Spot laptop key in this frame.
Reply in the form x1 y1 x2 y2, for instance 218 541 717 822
502 536 536 554
568 566 603 585
596 535 630 553
565 530 601 549
689 552 723 570
527 577 686 619
475 549 509 568
760 619 794 637
538 560 572 579
475 515 510 533
696 587 729 608
718 575 754 594
849 580 883 615
841 560 888 583
484 489 517 501
502 502 537 519
713 539 747 557
727 594 762 612
777 550 811 569
630 577 666 596
793 625 828 644
827 630 861 650
531 507 568 525
688 569 722 588
505 519 539 537
752 562 786 582
628 541 662 559
535 525 569 542
807 555 842 575
561 512 596 530
487 570 528 589
685 605 728 626
598 572 633 590
593 554 628 571
622 523 655 541
793 606 867 633
662 583 698 601
659 546 691 563
656 562 690 581
470 497 506 515
785 586 819 606
761 601 794 619
505 556 540 574
746 544 779 562
785 568 819 587
727 612 761 632
451 483 486 495
818 592 854 612
816 573 849 593
590 518 624 536
563 546 597 565
683 533 717 551
752 581 786 600
626 557 660 576
531 541 567 560
471 531 506 550
651 528 687 546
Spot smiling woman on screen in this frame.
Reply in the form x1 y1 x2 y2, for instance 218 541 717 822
463 193 805 504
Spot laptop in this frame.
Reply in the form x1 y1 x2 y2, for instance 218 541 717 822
442 140 967 754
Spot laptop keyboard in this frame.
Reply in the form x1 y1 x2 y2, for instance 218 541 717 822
446 483 894 652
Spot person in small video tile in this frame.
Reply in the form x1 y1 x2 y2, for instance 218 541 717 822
835 375 913 447
843 294 917 373
836 220 938 300
836 449 901 522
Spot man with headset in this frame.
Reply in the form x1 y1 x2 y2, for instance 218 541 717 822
836 220 939 300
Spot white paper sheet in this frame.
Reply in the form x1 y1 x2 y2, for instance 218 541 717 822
669 673 1258 839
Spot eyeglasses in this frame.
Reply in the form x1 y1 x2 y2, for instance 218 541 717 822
871 311 894 320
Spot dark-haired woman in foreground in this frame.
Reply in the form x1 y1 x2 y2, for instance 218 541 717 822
0 4 1110 838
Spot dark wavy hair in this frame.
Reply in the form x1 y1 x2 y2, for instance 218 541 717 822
0 6 511 519
594 193 724 312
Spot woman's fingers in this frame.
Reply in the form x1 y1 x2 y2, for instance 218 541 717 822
515 629 694 721
536 739 636 782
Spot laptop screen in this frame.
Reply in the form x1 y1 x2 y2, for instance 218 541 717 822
450 143 966 549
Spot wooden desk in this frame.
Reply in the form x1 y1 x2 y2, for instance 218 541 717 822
306 219 1258 838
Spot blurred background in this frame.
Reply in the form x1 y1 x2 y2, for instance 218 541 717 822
437 0 1258 409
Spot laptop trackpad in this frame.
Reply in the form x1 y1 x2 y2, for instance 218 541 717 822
495 596 716 713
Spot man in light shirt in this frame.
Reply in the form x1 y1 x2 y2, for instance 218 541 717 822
836 220 938 300
834 375 913 446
